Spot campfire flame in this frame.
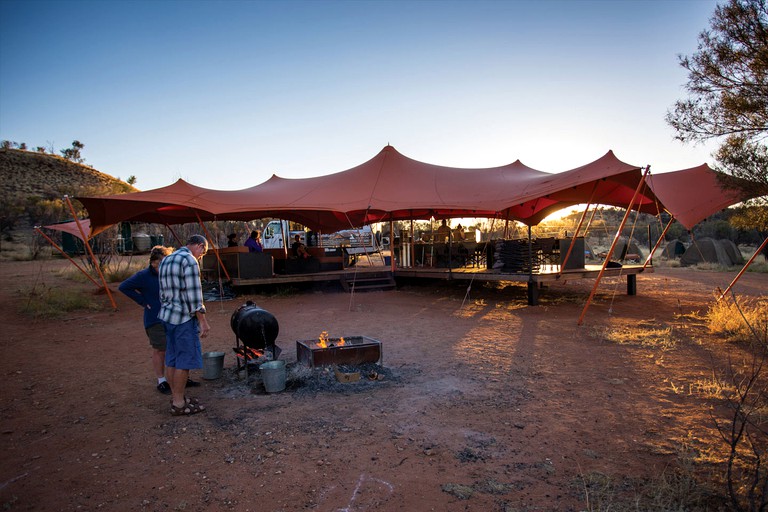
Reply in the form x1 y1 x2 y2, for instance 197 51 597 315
317 331 345 349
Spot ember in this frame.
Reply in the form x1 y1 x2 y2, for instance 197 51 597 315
232 346 264 361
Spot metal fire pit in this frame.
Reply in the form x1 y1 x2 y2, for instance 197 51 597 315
296 336 382 368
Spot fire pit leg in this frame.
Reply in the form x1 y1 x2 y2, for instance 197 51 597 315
235 335 252 380
235 335 242 376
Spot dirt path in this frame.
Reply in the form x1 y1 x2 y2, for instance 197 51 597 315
0 259 765 511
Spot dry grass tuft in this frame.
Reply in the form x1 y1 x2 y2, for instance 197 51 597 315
692 262 736 272
54 257 145 284
707 296 768 343
17 284 103 318
746 259 768 273
595 320 678 351
688 374 736 399
653 258 682 268
0 240 50 261
575 441 722 511
104 259 145 283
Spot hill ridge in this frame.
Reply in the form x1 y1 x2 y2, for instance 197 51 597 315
0 148 137 199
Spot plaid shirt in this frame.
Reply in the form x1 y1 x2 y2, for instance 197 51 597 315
158 246 205 325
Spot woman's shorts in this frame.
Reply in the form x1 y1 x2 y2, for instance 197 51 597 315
146 323 167 351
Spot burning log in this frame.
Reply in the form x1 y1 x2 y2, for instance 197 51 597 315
317 331 345 349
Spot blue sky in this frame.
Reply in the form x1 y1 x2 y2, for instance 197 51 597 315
1 0 720 191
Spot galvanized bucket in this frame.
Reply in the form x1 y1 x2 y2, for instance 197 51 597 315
260 360 286 392
202 351 225 380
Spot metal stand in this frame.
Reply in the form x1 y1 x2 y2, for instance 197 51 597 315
234 338 282 380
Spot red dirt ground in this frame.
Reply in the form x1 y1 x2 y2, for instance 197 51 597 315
1 259 766 511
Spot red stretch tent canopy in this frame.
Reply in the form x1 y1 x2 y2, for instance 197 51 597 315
75 145 764 237
77 179 221 237
42 219 92 242
647 164 766 229
214 147 657 227
77 146 662 236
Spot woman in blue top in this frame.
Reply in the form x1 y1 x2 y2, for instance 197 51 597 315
244 230 263 252
119 245 201 395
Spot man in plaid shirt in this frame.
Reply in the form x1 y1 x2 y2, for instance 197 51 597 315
159 234 211 416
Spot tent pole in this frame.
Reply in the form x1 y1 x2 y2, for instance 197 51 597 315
389 219 395 271
558 182 599 277
345 211 372 266
283 221 291 260
563 207 596 274
583 205 599 235
642 215 676 270
165 224 183 246
718 237 768 301
64 196 117 310
577 166 651 326
447 219 453 279
34 227 102 288
194 212 231 281
527 224 537 305
430 214 435 267
409 218 414 268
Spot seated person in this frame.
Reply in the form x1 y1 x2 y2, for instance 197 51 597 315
291 234 311 259
244 230 263 253
435 219 451 243
227 233 239 247
452 224 465 241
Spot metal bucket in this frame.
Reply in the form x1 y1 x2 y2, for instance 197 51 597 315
202 351 225 380
260 360 286 392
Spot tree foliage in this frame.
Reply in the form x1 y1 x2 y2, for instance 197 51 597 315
730 204 768 233
666 0 768 193
60 140 85 163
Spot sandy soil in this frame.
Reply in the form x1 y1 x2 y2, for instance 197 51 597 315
1 258 766 511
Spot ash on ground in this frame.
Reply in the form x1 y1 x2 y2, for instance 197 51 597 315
283 362 399 396
209 361 400 398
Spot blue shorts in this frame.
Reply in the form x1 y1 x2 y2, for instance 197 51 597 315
163 319 203 370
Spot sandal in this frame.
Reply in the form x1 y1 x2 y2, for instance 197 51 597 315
170 401 206 416
169 396 200 405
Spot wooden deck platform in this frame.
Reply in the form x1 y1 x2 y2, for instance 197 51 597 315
393 264 650 282
228 262 652 305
